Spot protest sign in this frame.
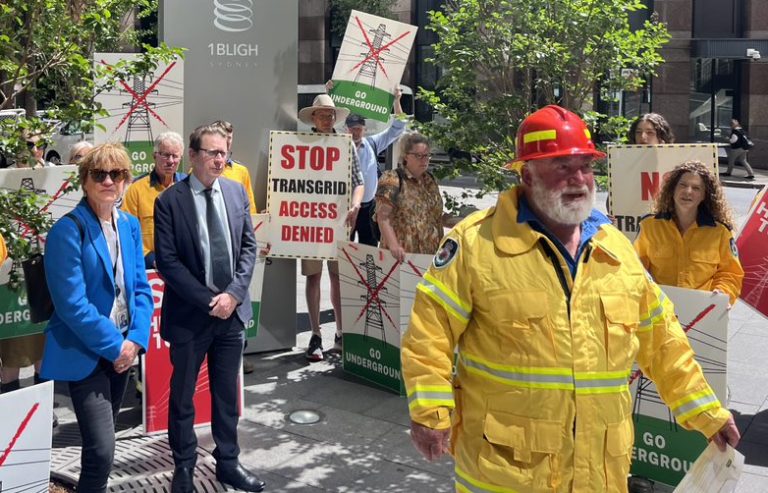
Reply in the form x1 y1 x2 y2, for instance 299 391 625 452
338 240 430 395
0 381 53 492
630 285 729 487
329 10 417 123
608 145 717 240
94 53 184 176
0 166 79 340
267 131 352 259
735 185 768 318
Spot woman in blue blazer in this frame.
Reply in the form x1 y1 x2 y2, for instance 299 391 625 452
41 143 152 493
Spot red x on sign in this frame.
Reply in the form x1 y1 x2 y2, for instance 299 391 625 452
629 303 716 385
341 245 399 330
348 16 412 79
19 176 75 243
101 60 176 132
0 403 39 467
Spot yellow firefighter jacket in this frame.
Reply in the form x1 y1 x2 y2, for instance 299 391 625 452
121 169 186 268
634 213 744 305
401 187 730 493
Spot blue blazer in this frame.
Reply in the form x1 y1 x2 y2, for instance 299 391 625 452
40 199 152 381
154 176 257 343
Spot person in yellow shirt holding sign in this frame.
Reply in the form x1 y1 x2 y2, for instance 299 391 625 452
635 160 744 306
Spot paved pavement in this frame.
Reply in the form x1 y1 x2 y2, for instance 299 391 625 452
41 166 768 492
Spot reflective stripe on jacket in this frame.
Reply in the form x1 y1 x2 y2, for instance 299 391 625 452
401 187 730 493
634 213 744 305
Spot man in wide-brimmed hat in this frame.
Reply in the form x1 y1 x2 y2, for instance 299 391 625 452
298 94 365 362
322 81 407 250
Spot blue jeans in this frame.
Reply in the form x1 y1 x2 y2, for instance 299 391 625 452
68 358 130 493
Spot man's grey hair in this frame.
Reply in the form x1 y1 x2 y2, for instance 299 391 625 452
154 131 185 152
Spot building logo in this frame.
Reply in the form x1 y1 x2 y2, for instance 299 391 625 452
213 0 254 33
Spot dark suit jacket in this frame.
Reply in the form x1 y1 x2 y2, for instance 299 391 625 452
154 176 257 343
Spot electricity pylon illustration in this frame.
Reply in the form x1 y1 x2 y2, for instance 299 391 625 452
355 23 391 88
20 177 46 195
744 258 768 307
632 374 678 431
121 74 157 144
359 254 387 343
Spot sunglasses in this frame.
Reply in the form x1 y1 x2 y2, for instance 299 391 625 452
26 141 45 150
89 169 129 183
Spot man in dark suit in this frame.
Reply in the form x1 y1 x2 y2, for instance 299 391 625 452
154 124 263 492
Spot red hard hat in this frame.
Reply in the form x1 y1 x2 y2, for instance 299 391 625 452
506 105 606 169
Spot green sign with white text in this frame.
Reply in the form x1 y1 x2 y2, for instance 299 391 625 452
329 81 394 123
630 414 706 486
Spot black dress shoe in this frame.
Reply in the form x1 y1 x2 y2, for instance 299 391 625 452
171 466 196 493
216 463 265 492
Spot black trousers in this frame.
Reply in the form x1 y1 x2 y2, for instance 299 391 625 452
168 316 244 468
350 200 378 246
68 358 130 493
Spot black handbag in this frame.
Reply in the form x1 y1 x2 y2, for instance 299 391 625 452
22 213 83 323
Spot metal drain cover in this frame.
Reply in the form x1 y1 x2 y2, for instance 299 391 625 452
51 430 238 492
288 409 322 424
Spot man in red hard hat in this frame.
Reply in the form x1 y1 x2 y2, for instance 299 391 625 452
401 105 740 492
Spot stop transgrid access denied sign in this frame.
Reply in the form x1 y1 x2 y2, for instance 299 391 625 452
266 131 353 260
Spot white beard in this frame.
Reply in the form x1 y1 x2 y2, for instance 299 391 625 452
529 175 595 226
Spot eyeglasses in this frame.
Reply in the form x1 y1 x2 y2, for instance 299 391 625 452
314 113 336 120
197 148 228 159
407 152 432 160
26 141 45 150
89 169 129 183
156 151 181 161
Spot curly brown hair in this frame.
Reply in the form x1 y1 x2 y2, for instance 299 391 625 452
628 113 675 144
654 160 734 229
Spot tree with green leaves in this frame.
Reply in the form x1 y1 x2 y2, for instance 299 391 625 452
329 0 395 40
418 0 670 193
0 0 180 276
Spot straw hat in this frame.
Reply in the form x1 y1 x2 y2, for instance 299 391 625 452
298 94 350 126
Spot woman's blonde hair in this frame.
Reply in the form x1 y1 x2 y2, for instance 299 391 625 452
68 141 94 164
654 160 734 229
78 143 132 188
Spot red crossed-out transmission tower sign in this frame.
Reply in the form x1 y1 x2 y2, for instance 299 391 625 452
736 185 768 318
337 240 431 395
94 53 184 176
329 10 417 123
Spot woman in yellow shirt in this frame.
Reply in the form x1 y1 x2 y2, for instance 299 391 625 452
634 160 744 305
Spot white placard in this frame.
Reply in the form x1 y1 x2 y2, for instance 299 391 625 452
608 144 718 240
0 381 53 491
329 10 417 123
267 131 352 259
631 285 729 419
93 53 184 145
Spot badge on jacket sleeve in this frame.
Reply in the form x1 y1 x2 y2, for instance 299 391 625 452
433 238 459 269
730 238 739 258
